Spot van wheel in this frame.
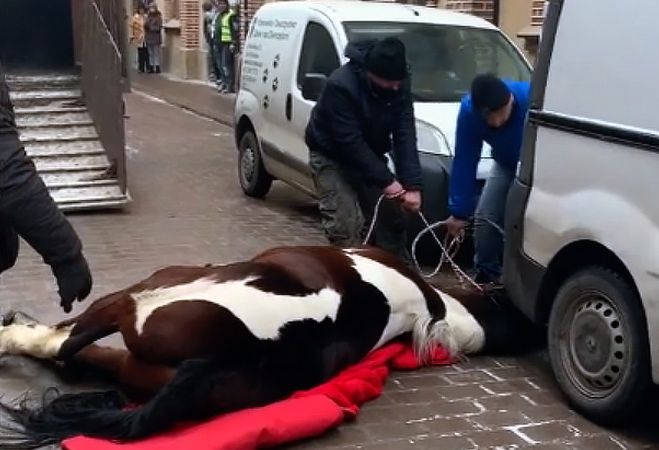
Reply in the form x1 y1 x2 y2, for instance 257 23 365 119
547 266 651 426
238 131 272 198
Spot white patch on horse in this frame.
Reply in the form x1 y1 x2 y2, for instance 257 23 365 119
345 252 441 351
0 323 73 359
433 287 485 354
131 276 342 340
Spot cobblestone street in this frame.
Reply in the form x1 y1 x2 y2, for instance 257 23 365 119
0 84 657 449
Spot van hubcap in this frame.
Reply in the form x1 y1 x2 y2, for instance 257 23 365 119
240 146 256 185
564 293 628 396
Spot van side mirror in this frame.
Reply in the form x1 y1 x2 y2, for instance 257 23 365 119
302 73 327 101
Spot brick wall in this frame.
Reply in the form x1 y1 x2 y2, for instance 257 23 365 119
444 0 494 22
531 0 546 26
180 0 200 49
239 0 265 48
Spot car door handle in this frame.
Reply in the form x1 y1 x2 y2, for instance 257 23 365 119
285 93 292 121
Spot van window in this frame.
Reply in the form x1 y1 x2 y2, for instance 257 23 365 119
343 22 531 102
296 22 340 88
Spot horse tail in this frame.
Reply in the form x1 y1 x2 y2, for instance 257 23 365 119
0 358 273 448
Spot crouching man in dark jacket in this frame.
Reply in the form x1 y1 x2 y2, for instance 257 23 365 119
0 63 92 313
305 37 422 265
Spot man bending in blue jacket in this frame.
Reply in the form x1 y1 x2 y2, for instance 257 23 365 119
445 73 531 285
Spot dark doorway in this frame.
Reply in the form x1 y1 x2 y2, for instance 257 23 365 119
0 0 74 70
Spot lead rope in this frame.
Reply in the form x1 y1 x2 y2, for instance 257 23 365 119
362 193 503 294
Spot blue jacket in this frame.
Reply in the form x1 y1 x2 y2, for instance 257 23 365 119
448 80 531 219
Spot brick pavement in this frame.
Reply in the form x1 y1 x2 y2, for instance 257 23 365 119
0 86 657 449
130 71 236 126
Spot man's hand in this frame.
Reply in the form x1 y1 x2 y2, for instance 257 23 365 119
53 255 93 313
445 215 468 238
400 189 421 213
383 180 405 199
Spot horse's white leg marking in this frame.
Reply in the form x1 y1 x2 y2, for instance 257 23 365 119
130 276 342 340
0 323 73 359
433 287 485 355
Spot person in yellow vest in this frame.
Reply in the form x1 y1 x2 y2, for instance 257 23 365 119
215 0 239 93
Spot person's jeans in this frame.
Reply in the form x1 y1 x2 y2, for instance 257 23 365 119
220 43 235 92
473 160 515 282
137 46 148 72
309 148 411 266
207 42 221 82
147 44 160 68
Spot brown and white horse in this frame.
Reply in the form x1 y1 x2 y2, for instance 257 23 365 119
0 245 538 448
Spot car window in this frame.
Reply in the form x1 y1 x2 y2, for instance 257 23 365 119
296 21 340 88
342 22 531 102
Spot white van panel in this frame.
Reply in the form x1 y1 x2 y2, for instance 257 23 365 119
524 125 659 380
542 0 659 132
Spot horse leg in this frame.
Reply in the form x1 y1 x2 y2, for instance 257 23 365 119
0 291 127 363
73 344 175 402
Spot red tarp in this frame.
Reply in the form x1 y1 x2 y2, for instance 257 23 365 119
63 341 453 450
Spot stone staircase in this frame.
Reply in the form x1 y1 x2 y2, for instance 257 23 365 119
7 72 130 212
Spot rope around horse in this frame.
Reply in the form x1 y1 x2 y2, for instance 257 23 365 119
362 194 505 294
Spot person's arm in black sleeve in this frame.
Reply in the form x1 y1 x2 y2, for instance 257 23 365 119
0 67 92 313
326 83 396 189
391 89 422 191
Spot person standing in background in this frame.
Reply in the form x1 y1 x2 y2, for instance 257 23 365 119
129 6 148 73
215 0 239 93
144 3 163 74
202 1 221 85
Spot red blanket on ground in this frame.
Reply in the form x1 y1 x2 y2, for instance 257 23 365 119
62 341 453 450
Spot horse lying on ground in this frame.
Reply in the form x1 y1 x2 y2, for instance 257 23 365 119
0 245 538 448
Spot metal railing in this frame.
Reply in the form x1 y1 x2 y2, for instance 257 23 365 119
78 0 127 194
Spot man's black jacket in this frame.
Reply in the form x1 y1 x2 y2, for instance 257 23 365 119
0 62 87 284
305 40 422 191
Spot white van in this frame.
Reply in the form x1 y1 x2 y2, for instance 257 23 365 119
233 0 531 251
503 0 659 425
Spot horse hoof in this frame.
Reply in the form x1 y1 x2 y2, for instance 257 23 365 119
1 310 38 327
1 311 17 326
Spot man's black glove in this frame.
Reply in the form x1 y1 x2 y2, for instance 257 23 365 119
52 255 92 313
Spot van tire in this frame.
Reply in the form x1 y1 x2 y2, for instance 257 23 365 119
547 266 651 426
238 131 273 198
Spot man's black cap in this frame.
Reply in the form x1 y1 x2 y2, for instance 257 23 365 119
365 37 408 81
470 73 511 115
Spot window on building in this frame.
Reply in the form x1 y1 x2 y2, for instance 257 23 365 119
296 22 340 89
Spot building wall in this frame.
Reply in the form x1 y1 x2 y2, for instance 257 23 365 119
439 0 545 64
498 0 533 54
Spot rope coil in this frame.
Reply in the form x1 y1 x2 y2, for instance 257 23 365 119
362 194 505 293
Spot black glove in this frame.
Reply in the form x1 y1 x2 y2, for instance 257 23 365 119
52 255 93 313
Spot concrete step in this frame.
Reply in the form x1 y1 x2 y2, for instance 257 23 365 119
9 89 82 109
32 154 111 173
48 181 131 212
5 73 80 91
18 125 98 143
16 112 93 128
40 168 118 187
7 72 129 212
24 140 106 158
